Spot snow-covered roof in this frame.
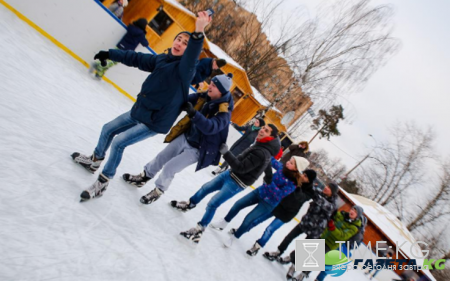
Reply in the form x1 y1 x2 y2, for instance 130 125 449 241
207 41 244 70
341 190 437 281
164 0 196 17
251 86 281 113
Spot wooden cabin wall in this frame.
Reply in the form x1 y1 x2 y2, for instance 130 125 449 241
231 96 261 125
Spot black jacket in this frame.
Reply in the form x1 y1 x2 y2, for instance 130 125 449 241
223 137 280 186
229 124 260 156
280 144 308 165
272 182 315 223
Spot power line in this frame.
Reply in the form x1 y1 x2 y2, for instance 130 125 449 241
327 140 359 161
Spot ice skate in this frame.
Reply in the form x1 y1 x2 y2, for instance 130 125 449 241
80 173 109 202
292 272 308 281
170 200 196 212
246 242 261 256
277 255 291 265
209 219 228 231
122 171 151 187
180 224 204 244
286 264 295 280
263 250 281 261
71 152 103 174
140 187 163 205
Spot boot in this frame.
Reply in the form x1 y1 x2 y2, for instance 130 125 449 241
246 242 261 256
263 250 281 261
170 200 196 212
80 173 109 201
180 223 204 244
210 219 229 231
122 171 151 187
71 152 103 174
140 187 163 205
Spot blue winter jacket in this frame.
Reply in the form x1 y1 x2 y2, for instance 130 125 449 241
191 58 213 85
257 157 297 207
108 35 204 134
189 91 234 170
117 24 149 51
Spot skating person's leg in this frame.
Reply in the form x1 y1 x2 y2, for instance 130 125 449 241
198 174 244 228
93 111 139 159
233 201 273 238
223 189 260 223
189 171 228 205
101 123 157 179
145 135 199 191
256 217 284 247
277 223 305 254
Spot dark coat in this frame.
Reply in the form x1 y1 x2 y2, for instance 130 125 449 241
230 124 260 155
117 24 149 51
257 157 297 207
108 35 204 134
272 182 315 223
224 137 280 186
189 92 234 170
280 144 308 165
191 58 213 85
298 190 337 239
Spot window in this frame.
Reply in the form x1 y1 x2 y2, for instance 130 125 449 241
149 11 174 36
232 88 244 103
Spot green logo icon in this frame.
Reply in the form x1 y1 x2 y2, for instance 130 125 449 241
325 250 348 265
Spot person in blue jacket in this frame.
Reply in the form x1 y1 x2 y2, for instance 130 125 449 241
72 11 212 202
122 73 234 205
191 58 227 89
91 18 150 79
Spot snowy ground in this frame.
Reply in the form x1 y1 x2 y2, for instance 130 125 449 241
0 4 374 281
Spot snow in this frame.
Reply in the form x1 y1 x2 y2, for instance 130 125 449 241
251 86 281 113
164 0 196 17
0 4 382 281
206 41 245 71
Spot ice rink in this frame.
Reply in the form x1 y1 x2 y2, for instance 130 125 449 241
0 4 374 281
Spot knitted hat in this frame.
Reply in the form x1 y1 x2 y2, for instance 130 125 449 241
328 182 339 197
174 31 191 40
211 73 233 95
122 0 128 7
292 156 309 172
303 169 317 183
352 205 364 220
215 59 227 68
267 124 279 137
133 18 148 33
256 118 265 127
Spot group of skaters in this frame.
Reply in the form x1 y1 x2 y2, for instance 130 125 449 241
72 10 371 281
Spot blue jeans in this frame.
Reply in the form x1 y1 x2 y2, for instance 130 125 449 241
94 111 157 178
189 171 245 227
224 189 274 238
256 217 285 247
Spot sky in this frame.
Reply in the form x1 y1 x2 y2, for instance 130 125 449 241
251 0 450 170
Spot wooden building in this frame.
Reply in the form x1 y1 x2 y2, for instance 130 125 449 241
337 189 436 281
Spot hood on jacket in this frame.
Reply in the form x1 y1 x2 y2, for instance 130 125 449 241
255 137 281 157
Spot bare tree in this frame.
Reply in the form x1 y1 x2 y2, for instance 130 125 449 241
287 0 399 136
407 160 450 231
354 122 435 208
308 148 347 181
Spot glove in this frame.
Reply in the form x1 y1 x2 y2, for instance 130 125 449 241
183 102 196 118
328 220 336 231
94 51 110 67
219 143 229 155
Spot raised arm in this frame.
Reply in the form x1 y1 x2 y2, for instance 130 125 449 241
108 50 157 72
178 11 211 84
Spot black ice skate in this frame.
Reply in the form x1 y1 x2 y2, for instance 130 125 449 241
180 224 204 244
263 250 281 261
286 264 295 280
122 171 151 187
277 255 291 265
80 174 109 202
246 242 261 256
170 200 196 212
292 272 308 281
140 187 163 205
71 152 103 174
